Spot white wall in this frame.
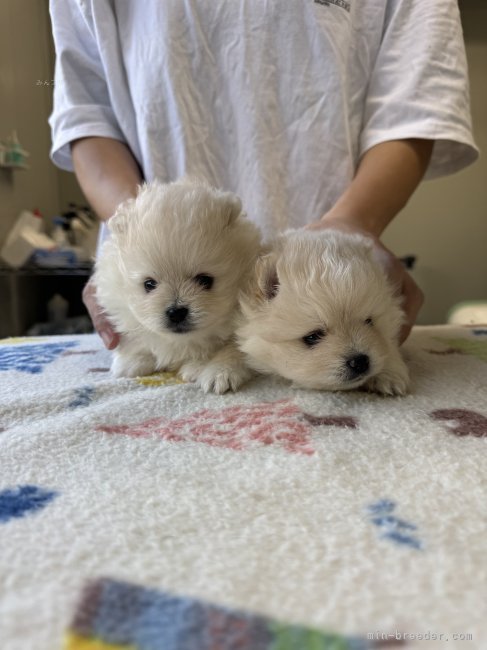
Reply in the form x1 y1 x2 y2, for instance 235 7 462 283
0 0 62 244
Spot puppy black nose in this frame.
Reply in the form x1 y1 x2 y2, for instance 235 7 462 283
166 306 189 324
346 353 370 377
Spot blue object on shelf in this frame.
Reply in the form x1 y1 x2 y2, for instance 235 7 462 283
31 248 79 268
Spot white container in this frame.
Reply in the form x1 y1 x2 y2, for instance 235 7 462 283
0 228 56 268
0 209 49 267
16 209 43 233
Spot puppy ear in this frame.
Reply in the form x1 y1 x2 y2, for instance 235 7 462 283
256 252 280 300
107 197 136 236
216 191 244 228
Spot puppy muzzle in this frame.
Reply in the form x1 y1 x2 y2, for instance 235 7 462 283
165 305 194 333
344 353 370 381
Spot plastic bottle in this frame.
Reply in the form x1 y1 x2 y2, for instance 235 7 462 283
51 216 69 246
18 209 43 233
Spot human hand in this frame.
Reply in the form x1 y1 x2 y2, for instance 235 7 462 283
82 278 120 349
305 218 423 344
369 240 424 344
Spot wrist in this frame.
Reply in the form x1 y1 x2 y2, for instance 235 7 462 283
318 210 383 240
317 139 433 238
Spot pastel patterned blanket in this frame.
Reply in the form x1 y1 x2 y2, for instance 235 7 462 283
0 326 486 650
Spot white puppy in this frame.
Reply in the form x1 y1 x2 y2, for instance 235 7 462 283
237 229 410 395
94 178 262 393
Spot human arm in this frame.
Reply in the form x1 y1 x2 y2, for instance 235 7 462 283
49 0 144 348
71 136 143 349
307 0 476 343
71 136 142 222
306 138 434 343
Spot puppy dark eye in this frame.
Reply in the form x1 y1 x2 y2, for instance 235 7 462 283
194 274 214 290
144 278 158 293
302 329 326 347
365 318 373 326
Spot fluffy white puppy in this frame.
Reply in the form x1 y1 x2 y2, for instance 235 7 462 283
94 178 262 393
237 229 410 395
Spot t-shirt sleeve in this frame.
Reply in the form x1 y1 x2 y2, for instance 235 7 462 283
48 0 126 171
360 0 479 179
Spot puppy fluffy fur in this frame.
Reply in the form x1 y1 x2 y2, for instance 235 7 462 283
94 178 262 393
237 229 410 395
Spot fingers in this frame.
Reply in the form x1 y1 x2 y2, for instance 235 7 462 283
82 279 120 349
398 270 424 344
366 241 423 344
374 246 423 343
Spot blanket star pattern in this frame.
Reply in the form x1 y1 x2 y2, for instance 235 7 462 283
0 326 485 650
64 577 373 650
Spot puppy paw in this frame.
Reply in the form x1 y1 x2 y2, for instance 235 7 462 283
199 363 253 394
111 354 156 378
180 360 252 394
179 360 205 384
365 367 410 396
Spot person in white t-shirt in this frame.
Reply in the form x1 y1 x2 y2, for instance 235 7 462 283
49 0 478 348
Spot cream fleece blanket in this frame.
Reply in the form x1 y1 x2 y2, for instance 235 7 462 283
0 326 486 650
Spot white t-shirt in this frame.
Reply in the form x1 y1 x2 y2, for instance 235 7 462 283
49 0 478 241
